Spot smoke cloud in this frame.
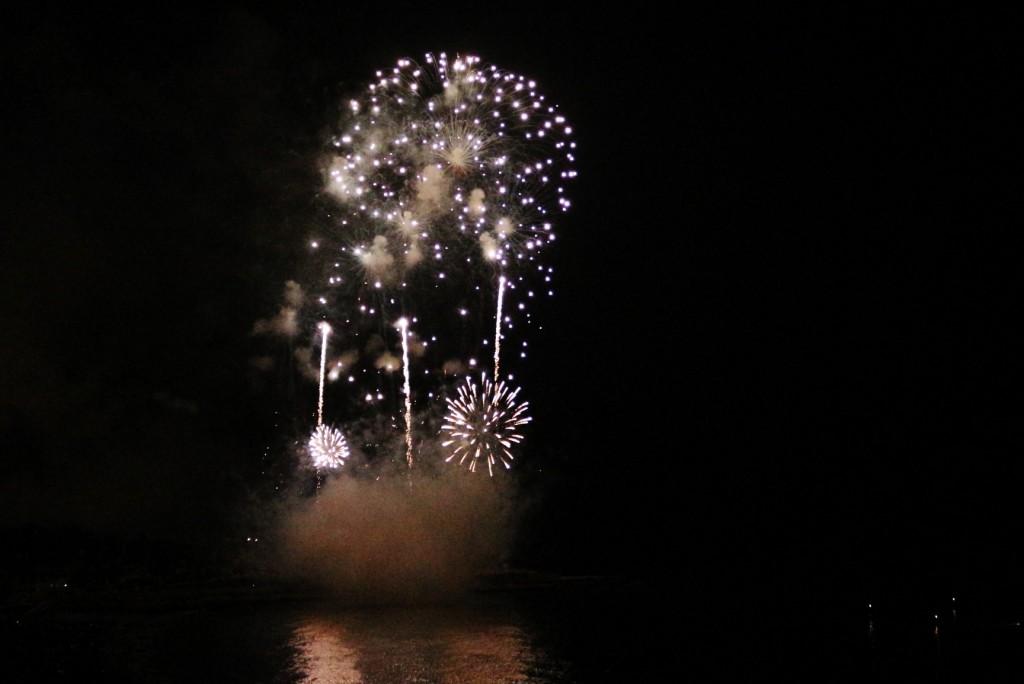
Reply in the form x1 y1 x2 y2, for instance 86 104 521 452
260 464 522 606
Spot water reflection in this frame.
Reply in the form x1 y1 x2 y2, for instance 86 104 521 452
287 601 564 683
9 589 627 682
290 617 362 683
15 581 1024 680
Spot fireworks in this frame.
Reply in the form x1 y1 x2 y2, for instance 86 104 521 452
308 424 350 469
278 51 576 474
324 51 575 281
307 321 349 471
440 373 532 476
314 53 576 391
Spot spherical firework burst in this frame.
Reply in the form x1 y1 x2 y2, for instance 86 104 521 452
308 424 350 469
440 373 532 476
324 51 576 284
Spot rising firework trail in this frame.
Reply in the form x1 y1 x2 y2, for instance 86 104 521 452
397 317 414 468
493 275 505 381
317 322 330 427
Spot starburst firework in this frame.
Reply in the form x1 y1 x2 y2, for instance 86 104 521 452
308 424 350 469
441 373 532 476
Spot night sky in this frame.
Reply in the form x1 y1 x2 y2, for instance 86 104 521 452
1 5 1018 607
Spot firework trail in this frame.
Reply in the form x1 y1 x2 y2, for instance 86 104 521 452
493 275 505 381
397 316 414 468
317 322 330 426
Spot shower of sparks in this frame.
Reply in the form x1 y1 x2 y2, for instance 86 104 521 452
441 373 532 476
397 317 414 468
308 423 350 469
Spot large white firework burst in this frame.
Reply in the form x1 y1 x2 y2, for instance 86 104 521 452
440 373 532 476
308 424 350 469
323 51 576 286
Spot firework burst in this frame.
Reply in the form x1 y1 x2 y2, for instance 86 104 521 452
320 51 575 307
308 424 350 469
326 53 575 233
440 373 532 476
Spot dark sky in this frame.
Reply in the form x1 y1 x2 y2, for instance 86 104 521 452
1 5 1018 595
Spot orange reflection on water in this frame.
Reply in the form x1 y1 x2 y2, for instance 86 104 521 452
288 604 545 683
289 617 362 683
